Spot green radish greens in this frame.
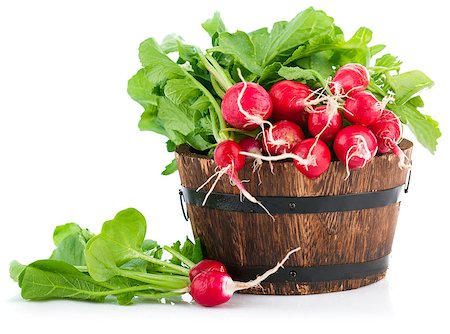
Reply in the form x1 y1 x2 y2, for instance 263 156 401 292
128 7 439 175
10 208 203 305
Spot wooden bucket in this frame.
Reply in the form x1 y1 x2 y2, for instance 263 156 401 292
175 140 412 295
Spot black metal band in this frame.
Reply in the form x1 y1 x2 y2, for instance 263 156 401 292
180 185 404 215
226 255 389 283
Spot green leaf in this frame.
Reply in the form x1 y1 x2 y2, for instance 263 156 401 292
211 31 263 75
258 62 283 87
161 159 177 175
261 7 335 66
19 260 110 302
98 208 147 264
9 261 26 282
375 53 402 69
370 44 386 56
142 239 159 252
278 66 316 81
390 101 441 153
50 234 87 266
278 66 327 89
202 12 226 45
180 238 203 264
166 140 176 152
387 70 434 104
50 223 95 266
164 78 202 105
53 223 82 246
127 68 158 109
160 34 184 54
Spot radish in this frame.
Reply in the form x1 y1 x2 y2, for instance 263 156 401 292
198 140 273 218
189 260 227 281
343 91 383 126
239 137 263 158
268 80 312 127
189 247 301 307
308 104 343 142
239 137 264 183
292 138 331 179
333 125 378 178
330 63 370 95
221 81 272 130
262 120 305 155
368 109 410 169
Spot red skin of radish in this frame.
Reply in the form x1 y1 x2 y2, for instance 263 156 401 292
190 271 234 307
333 125 378 170
189 260 227 281
221 82 272 130
330 63 370 95
239 137 263 160
292 139 331 179
268 80 312 127
307 106 343 142
262 120 305 155
214 140 245 172
368 109 402 153
343 91 382 126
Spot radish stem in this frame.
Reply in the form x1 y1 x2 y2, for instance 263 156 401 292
163 246 196 269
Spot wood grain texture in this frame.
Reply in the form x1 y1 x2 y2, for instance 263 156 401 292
175 140 413 295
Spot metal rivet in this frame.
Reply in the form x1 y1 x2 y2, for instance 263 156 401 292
289 202 296 209
289 270 297 277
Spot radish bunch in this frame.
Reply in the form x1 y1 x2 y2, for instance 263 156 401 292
201 63 408 213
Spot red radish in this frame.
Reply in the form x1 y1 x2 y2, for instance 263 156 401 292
268 80 312 127
343 91 382 126
239 137 263 158
198 140 273 219
330 63 370 95
292 139 331 179
333 125 378 178
368 109 409 169
189 260 227 281
221 81 272 130
239 137 264 182
189 247 301 307
308 105 343 142
213 140 245 172
262 120 305 155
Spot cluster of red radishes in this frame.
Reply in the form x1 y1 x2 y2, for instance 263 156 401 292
201 64 407 214
189 248 300 306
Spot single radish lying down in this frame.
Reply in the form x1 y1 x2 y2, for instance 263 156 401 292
221 81 273 130
189 260 227 281
198 140 273 218
368 109 410 169
268 80 312 127
330 63 370 95
189 247 301 307
262 120 305 155
308 104 343 142
333 125 378 178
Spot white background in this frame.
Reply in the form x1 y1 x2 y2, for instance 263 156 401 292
1 0 449 332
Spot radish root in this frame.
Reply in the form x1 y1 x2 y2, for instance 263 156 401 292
197 165 231 205
344 134 372 179
232 246 302 291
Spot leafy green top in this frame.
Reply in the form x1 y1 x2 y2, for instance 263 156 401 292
128 7 439 174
